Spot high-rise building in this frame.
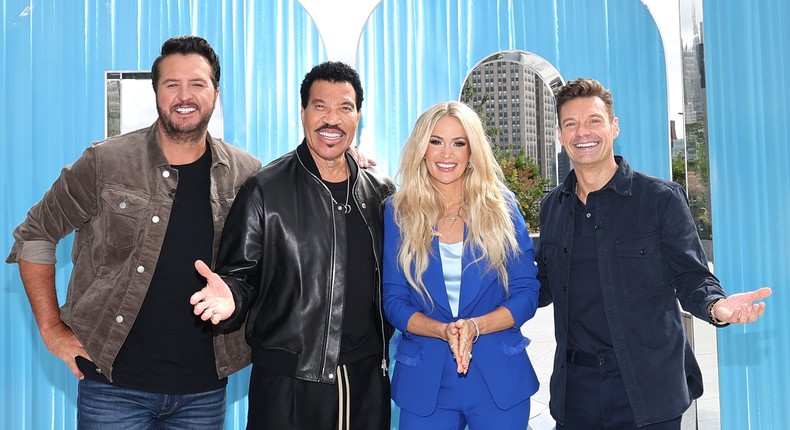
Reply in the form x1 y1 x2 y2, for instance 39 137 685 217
463 60 559 188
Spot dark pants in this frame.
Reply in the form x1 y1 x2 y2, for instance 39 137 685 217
558 351 682 430
247 354 390 430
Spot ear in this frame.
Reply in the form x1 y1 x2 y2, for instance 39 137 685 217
612 117 620 138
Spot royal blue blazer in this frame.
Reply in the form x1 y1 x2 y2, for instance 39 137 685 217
382 197 541 417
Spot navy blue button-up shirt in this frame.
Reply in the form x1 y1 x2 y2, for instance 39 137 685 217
536 156 726 427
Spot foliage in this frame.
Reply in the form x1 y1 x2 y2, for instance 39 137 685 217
673 121 712 240
671 152 686 189
497 152 548 231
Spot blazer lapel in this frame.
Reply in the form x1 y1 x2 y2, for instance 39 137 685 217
423 237 453 320
458 243 498 315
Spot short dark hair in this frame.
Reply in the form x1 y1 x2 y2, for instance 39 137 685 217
151 35 220 93
300 61 364 110
555 78 615 122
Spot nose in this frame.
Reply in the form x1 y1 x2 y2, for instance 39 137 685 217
175 84 193 101
576 122 592 136
441 144 453 158
324 107 340 125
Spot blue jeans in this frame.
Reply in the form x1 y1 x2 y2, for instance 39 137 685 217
77 379 226 430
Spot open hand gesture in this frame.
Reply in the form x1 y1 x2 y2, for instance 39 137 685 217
190 260 236 325
712 287 772 324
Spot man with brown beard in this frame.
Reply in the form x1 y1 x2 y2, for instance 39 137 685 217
7 35 261 428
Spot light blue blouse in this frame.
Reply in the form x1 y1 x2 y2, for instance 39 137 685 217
439 241 463 317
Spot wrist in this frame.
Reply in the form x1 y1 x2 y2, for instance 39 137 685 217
470 318 480 343
708 298 727 326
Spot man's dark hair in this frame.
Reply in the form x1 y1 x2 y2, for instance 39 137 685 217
300 61 364 110
151 35 220 93
555 78 615 122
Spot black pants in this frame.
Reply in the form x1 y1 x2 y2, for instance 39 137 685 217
247 355 391 430
558 351 682 430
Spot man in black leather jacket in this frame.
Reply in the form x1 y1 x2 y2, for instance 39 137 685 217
190 61 394 429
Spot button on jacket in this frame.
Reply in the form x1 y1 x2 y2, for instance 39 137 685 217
536 156 726 427
215 141 395 384
7 122 261 381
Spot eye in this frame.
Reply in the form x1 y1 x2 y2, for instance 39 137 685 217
429 139 442 146
453 140 467 147
341 106 354 113
563 121 577 129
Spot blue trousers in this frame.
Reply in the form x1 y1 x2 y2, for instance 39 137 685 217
77 379 226 430
399 352 530 430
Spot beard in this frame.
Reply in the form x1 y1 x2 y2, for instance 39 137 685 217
157 103 214 144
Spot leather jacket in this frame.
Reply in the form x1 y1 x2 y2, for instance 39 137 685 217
216 141 395 384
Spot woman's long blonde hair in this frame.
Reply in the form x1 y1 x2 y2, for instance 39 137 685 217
392 101 519 304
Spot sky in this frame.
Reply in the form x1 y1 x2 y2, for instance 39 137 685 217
641 0 685 137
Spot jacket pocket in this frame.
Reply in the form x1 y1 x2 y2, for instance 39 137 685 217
100 186 149 249
394 338 424 367
615 232 665 294
498 334 531 356
539 241 566 289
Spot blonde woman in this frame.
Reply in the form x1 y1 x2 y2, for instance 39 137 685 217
382 101 540 429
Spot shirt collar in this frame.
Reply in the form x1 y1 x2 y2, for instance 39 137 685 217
146 120 230 171
558 155 633 201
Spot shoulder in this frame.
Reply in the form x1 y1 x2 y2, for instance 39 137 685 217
242 150 297 187
90 127 149 152
632 170 685 200
211 138 262 173
359 166 396 198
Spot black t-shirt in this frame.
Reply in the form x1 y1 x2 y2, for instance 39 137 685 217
323 176 381 365
81 147 224 393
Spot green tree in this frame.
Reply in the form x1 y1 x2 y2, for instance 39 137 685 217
671 152 686 189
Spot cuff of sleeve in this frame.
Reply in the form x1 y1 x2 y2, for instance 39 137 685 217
707 297 729 327
6 240 57 264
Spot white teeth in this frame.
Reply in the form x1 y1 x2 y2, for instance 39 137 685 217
437 163 456 169
319 131 342 139
176 107 196 114
575 142 597 148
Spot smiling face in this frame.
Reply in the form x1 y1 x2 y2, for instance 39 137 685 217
558 96 620 172
301 79 360 165
423 115 471 194
155 53 218 143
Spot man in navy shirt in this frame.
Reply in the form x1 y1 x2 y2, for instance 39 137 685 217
536 78 771 429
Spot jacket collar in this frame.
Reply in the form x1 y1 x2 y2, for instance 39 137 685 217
145 120 231 171
558 155 634 202
295 139 358 183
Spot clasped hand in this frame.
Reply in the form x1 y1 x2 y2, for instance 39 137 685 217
445 319 476 374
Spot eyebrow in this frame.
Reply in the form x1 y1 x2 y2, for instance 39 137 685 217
430 134 467 141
